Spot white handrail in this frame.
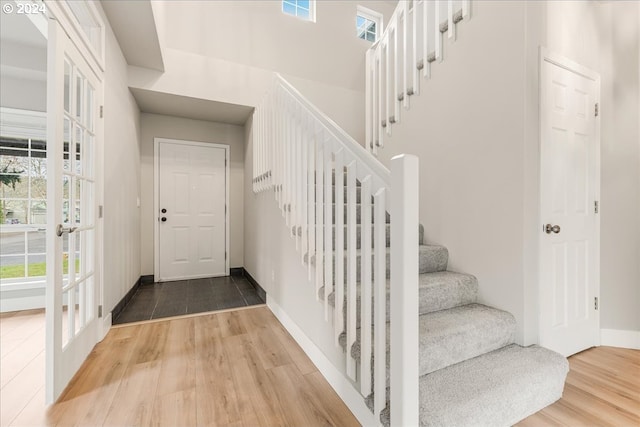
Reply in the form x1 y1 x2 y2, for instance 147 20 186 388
253 74 420 424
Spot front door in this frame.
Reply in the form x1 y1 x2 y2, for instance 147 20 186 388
539 52 600 357
156 139 228 281
46 19 102 403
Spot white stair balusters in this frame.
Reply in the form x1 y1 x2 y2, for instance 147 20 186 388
366 0 473 154
253 74 419 424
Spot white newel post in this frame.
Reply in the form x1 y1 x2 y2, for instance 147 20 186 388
390 154 419 427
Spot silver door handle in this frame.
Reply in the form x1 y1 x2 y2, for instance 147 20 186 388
57 224 77 237
544 224 561 234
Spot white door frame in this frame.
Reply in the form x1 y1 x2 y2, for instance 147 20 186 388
538 47 601 349
153 138 230 281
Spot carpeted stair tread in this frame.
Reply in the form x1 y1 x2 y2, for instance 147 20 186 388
371 344 568 427
318 270 477 326
345 303 517 379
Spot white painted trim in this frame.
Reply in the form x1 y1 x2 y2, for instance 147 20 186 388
538 47 602 350
357 5 384 42
0 293 45 312
100 312 112 341
600 329 640 350
153 138 231 281
44 0 106 74
266 296 378 427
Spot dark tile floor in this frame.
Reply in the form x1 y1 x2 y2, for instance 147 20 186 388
113 275 265 325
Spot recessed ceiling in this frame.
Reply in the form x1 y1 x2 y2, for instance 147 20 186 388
130 88 254 126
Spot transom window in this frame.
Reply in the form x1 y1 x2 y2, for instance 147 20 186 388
357 6 383 42
282 0 315 22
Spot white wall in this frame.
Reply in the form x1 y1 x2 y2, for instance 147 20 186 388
376 1 531 343
160 0 396 93
139 113 245 275
130 1 396 147
101 6 143 314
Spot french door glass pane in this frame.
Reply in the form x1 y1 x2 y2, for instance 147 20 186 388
75 74 84 122
74 284 82 334
62 289 70 348
75 126 82 175
61 233 69 274
64 60 71 113
84 134 93 177
63 118 71 171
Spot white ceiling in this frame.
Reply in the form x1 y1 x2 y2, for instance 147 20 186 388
130 88 254 126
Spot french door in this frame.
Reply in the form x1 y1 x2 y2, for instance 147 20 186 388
45 19 102 403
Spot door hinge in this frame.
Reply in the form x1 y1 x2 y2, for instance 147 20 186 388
225 252 227 260
594 103 599 117
98 205 104 218
594 297 599 310
98 305 103 317
594 201 599 214
100 105 104 118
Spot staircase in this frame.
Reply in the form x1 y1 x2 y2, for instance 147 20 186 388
252 1 569 425
317 174 568 425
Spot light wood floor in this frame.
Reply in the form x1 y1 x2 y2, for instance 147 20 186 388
1 306 359 427
517 346 640 427
2 307 639 427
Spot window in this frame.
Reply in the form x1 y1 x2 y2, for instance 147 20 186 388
0 134 48 280
357 6 383 42
282 0 315 22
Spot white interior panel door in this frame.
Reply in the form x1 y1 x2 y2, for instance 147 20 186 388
158 140 227 281
46 20 102 403
540 54 599 357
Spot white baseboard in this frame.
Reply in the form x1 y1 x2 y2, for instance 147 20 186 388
0 294 45 313
100 312 112 341
600 328 640 350
266 296 377 427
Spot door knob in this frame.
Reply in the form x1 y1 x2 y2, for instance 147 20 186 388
56 224 77 236
161 208 167 213
161 217 167 222
544 224 561 234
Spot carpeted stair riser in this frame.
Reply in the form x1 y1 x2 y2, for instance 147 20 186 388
314 169 361 187
328 203 391 224
418 271 478 314
318 270 478 331
368 344 569 427
342 303 517 387
309 244 448 281
328 224 425 250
